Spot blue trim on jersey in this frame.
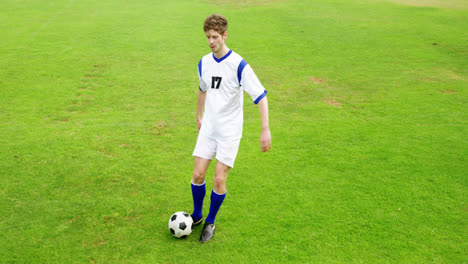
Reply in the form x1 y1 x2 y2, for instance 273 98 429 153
237 59 248 85
254 90 267 104
213 50 232 63
198 59 202 77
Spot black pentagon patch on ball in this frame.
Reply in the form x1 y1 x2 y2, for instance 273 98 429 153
180 235 188 239
179 222 187 230
183 213 190 217
170 228 175 235
171 214 177 221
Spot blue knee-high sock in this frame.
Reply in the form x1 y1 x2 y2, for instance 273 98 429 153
205 190 226 224
191 181 206 220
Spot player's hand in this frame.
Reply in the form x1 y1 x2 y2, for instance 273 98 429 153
197 119 202 132
260 128 271 152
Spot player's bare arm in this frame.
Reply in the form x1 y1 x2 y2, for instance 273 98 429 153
258 97 271 152
197 89 206 132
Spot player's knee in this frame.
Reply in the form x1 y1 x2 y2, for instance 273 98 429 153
212 174 226 188
213 177 226 194
192 170 206 184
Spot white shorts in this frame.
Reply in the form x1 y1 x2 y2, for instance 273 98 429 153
192 133 241 168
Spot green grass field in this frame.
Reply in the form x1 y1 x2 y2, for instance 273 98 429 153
1 0 466 263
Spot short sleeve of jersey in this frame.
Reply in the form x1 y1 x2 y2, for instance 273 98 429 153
198 59 207 92
240 64 267 104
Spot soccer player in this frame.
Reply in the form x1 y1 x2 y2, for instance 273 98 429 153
190 14 271 243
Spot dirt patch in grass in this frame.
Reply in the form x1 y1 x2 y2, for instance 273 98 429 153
384 0 467 9
84 75 101 79
309 76 327 85
418 68 465 82
322 97 342 107
152 120 168 135
436 68 464 80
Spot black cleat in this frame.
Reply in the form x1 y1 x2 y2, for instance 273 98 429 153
200 223 215 243
191 215 203 226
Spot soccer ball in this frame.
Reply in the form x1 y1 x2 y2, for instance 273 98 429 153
168 212 193 238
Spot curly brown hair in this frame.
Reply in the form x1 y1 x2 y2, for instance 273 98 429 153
203 14 228 34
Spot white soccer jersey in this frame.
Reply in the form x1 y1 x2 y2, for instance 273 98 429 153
198 50 267 141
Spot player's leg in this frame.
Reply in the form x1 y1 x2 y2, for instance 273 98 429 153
201 138 240 242
200 161 229 242
193 156 211 184
191 134 216 225
213 161 229 194
206 138 239 224
206 161 229 223
191 157 211 225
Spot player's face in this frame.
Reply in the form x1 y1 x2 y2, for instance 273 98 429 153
205 29 227 54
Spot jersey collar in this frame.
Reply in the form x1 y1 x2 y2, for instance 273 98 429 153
212 50 232 63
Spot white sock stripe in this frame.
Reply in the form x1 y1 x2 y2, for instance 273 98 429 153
212 189 227 195
191 180 206 186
